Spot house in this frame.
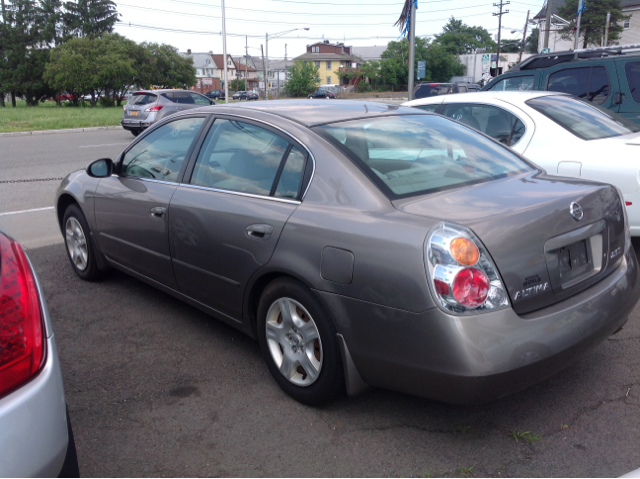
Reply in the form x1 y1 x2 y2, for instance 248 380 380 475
533 0 640 52
292 40 364 86
232 57 260 90
211 53 237 88
180 49 221 93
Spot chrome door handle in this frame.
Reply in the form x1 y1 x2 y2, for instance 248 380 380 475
246 224 273 240
149 206 167 219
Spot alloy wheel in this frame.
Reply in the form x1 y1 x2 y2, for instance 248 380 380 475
65 217 88 271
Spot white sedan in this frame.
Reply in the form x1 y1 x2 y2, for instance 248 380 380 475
404 91 640 235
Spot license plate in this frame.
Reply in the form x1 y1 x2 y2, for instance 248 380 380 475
558 240 589 274
131 111 138 116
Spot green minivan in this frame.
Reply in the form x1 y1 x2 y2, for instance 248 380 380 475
481 45 640 124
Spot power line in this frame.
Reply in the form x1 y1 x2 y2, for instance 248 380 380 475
118 3 499 26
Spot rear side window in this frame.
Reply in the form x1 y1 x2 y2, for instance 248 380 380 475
488 75 534 91
131 94 157 105
190 119 297 197
172 92 195 104
624 62 640 103
547 66 610 105
189 92 211 105
441 103 526 146
526 95 640 140
414 105 439 112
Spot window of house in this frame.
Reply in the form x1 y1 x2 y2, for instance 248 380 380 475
327 77 331 84
326 61 331 70
624 18 631 29
312 46 319 53
315 61 320 68
315 76 321 83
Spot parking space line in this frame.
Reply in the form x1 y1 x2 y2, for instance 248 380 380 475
79 143 130 148
0 206 55 217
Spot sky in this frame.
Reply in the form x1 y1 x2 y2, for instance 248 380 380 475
113 0 546 62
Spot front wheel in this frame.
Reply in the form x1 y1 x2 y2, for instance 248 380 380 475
63 204 103 281
257 278 344 406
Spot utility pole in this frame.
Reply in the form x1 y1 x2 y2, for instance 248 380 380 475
519 10 530 63
407 1 416 100
575 0 584 49
221 0 229 103
604 11 611 47
1 0 6 107
265 33 270 100
493 0 509 75
261 44 267 100
245 36 248 91
284 44 287 85
543 0 553 50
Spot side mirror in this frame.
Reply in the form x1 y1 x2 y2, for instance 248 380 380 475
209 99 216 105
86 158 114 178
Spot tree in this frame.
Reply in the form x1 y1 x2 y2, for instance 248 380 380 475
64 0 119 37
500 38 522 53
230 78 245 91
284 61 319 97
525 27 539 54
434 17 497 54
557 0 629 48
0 0 55 106
140 43 196 89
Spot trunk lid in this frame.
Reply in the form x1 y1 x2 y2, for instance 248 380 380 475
123 93 158 120
394 171 626 314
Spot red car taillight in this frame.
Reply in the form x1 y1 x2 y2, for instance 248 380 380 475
425 223 509 314
145 105 163 112
0 233 45 399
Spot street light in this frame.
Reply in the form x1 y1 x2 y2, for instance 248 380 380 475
265 28 309 100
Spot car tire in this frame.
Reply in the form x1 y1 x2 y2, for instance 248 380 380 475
325 95 330 99
58 406 80 478
130 129 140 137
257 277 344 406
63 204 103 281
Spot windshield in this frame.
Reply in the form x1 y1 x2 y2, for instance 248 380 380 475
314 114 531 199
526 95 640 140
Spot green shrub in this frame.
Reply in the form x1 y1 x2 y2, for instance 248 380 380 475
99 97 115 107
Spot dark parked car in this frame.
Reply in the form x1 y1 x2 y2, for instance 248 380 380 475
57 100 638 406
205 89 222 100
121 89 214 137
309 88 336 99
482 44 640 124
414 82 479 99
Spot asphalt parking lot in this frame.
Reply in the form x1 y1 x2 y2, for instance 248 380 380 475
2 128 640 477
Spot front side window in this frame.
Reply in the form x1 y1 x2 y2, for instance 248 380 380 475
488 75 534 91
190 119 302 197
547 66 610 105
441 103 526 146
314 115 531 199
526 95 640 140
189 92 211 105
625 62 640 103
121 117 206 182
172 92 195 105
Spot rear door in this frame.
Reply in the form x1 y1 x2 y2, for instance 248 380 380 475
168 116 312 320
614 58 640 124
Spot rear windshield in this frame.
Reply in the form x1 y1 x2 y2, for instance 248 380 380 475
415 84 455 99
130 94 157 105
314 114 531 199
526 95 640 140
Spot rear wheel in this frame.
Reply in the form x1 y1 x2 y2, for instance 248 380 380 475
130 129 140 137
63 204 103 281
257 278 344 406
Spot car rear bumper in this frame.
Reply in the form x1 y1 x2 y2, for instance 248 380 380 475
318 248 639 404
120 119 151 131
0 333 69 476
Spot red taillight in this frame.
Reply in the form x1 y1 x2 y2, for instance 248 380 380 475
0 233 45 399
626 201 632 206
145 105 163 112
122 105 126 111
452 268 490 308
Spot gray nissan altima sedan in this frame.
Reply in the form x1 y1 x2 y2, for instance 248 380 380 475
55 100 639 406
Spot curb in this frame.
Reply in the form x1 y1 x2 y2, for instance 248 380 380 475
0 125 123 137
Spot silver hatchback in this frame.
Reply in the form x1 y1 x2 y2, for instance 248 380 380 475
121 89 215 137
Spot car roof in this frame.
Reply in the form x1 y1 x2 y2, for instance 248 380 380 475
132 89 195 94
203 100 425 127
403 90 566 107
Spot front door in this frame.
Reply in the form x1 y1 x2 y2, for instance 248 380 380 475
169 117 310 320
94 116 208 288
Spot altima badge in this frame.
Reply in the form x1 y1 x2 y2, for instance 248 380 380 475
570 202 584 221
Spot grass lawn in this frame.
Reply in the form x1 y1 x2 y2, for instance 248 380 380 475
0 100 124 133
